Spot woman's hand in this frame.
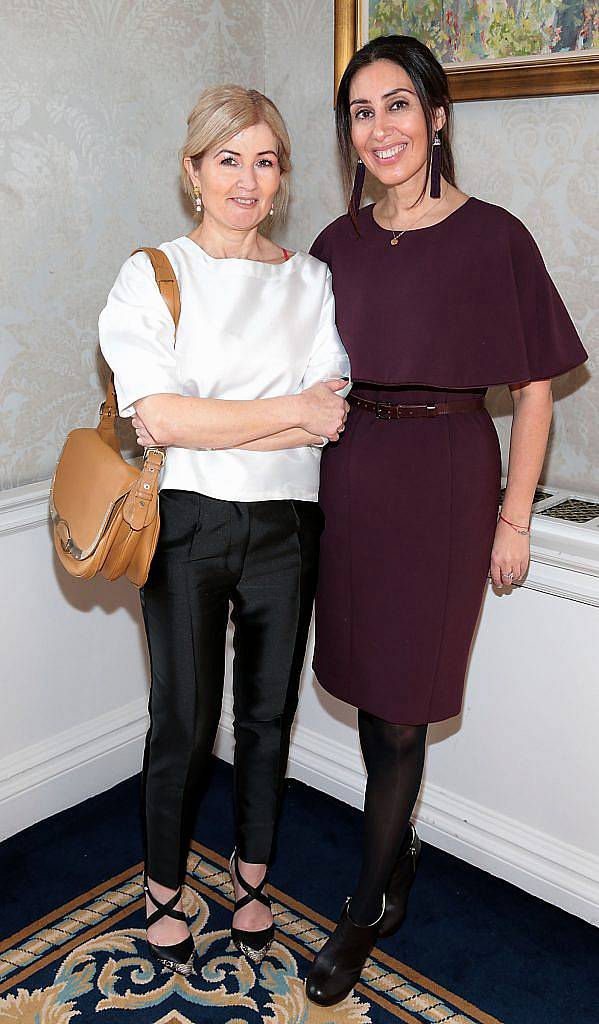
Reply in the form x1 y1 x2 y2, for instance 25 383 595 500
132 413 158 449
489 517 530 588
297 380 349 441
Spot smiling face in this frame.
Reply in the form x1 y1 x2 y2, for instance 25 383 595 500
186 121 282 232
349 59 445 190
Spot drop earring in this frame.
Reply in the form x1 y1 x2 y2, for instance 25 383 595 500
350 158 365 220
269 203 274 217
430 131 441 199
193 185 202 213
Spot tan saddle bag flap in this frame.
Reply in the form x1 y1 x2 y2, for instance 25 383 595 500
50 246 179 587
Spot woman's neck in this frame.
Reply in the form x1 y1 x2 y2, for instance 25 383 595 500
375 178 468 230
378 179 446 219
189 215 263 261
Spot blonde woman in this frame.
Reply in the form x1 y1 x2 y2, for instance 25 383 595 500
99 85 350 974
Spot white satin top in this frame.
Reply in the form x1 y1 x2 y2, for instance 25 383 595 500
98 237 351 502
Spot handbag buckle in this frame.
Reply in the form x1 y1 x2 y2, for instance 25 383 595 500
143 446 166 468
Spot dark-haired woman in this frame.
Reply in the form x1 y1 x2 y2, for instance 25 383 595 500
306 36 587 1006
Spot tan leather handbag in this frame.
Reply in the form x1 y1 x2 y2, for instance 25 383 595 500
50 247 180 587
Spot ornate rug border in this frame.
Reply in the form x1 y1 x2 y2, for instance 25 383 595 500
0 840 504 1024
189 841 504 1024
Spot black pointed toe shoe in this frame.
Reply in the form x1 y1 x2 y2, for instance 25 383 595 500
144 877 195 977
229 851 275 964
305 897 384 1007
378 822 421 939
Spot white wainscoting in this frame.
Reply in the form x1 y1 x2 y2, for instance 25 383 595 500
1 480 598 926
215 691 599 925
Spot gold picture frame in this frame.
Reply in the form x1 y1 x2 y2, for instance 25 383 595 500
334 0 599 102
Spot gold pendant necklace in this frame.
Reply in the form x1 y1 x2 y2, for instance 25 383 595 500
385 189 447 246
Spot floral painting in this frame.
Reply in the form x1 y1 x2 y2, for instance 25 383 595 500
365 1 599 65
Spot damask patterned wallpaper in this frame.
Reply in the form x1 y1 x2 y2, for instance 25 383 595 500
455 94 598 492
0 0 266 491
1 0 597 494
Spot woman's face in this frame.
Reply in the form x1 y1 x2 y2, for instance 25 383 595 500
349 59 443 189
188 122 282 230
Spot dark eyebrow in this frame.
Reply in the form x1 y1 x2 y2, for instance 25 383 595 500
215 148 278 158
349 88 415 107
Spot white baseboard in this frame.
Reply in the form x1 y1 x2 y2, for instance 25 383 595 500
3 689 598 926
0 698 148 841
215 694 599 926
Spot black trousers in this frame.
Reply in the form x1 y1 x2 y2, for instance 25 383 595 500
140 489 322 888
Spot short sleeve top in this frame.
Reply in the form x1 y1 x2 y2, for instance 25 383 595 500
98 239 351 502
310 198 587 388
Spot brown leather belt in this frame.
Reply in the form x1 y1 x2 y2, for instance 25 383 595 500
348 394 485 419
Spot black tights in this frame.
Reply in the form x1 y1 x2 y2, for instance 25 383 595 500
350 711 428 925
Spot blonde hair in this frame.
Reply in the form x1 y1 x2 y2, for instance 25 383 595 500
180 85 292 226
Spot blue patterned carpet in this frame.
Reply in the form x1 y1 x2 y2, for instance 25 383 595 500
0 842 502 1023
1 758 597 1023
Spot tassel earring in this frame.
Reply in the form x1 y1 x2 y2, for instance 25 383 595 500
193 185 202 214
430 131 441 199
350 158 365 219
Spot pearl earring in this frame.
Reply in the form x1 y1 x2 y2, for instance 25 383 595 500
269 203 274 217
193 185 202 214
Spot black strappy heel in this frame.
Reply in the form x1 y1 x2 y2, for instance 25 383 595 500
144 875 195 977
229 850 274 963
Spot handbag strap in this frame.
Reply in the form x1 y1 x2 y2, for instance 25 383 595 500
130 247 181 331
99 247 181 452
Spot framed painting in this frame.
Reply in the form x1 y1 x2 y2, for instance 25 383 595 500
334 0 599 100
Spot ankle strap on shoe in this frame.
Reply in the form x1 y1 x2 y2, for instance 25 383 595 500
232 851 271 912
346 894 386 928
144 880 187 929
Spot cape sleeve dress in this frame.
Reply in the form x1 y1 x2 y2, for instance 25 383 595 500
309 198 588 725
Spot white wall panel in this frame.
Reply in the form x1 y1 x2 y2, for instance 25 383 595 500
2 482 598 924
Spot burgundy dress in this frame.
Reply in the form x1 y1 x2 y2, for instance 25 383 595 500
310 198 587 725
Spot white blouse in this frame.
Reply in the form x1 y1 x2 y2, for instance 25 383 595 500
98 237 351 502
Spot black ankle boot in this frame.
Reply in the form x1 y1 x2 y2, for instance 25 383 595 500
378 822 421 939
305 898 383 1006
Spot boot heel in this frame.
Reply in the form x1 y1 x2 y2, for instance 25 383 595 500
378 823 421 939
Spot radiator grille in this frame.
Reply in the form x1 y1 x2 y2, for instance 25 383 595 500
538 499 599 523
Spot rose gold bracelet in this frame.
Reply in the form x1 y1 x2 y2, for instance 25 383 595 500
499 513 530 536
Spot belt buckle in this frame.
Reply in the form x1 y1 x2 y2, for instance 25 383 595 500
425 404 437 417
375 402 391 420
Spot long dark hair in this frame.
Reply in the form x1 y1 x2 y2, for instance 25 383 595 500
336 35 456 227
